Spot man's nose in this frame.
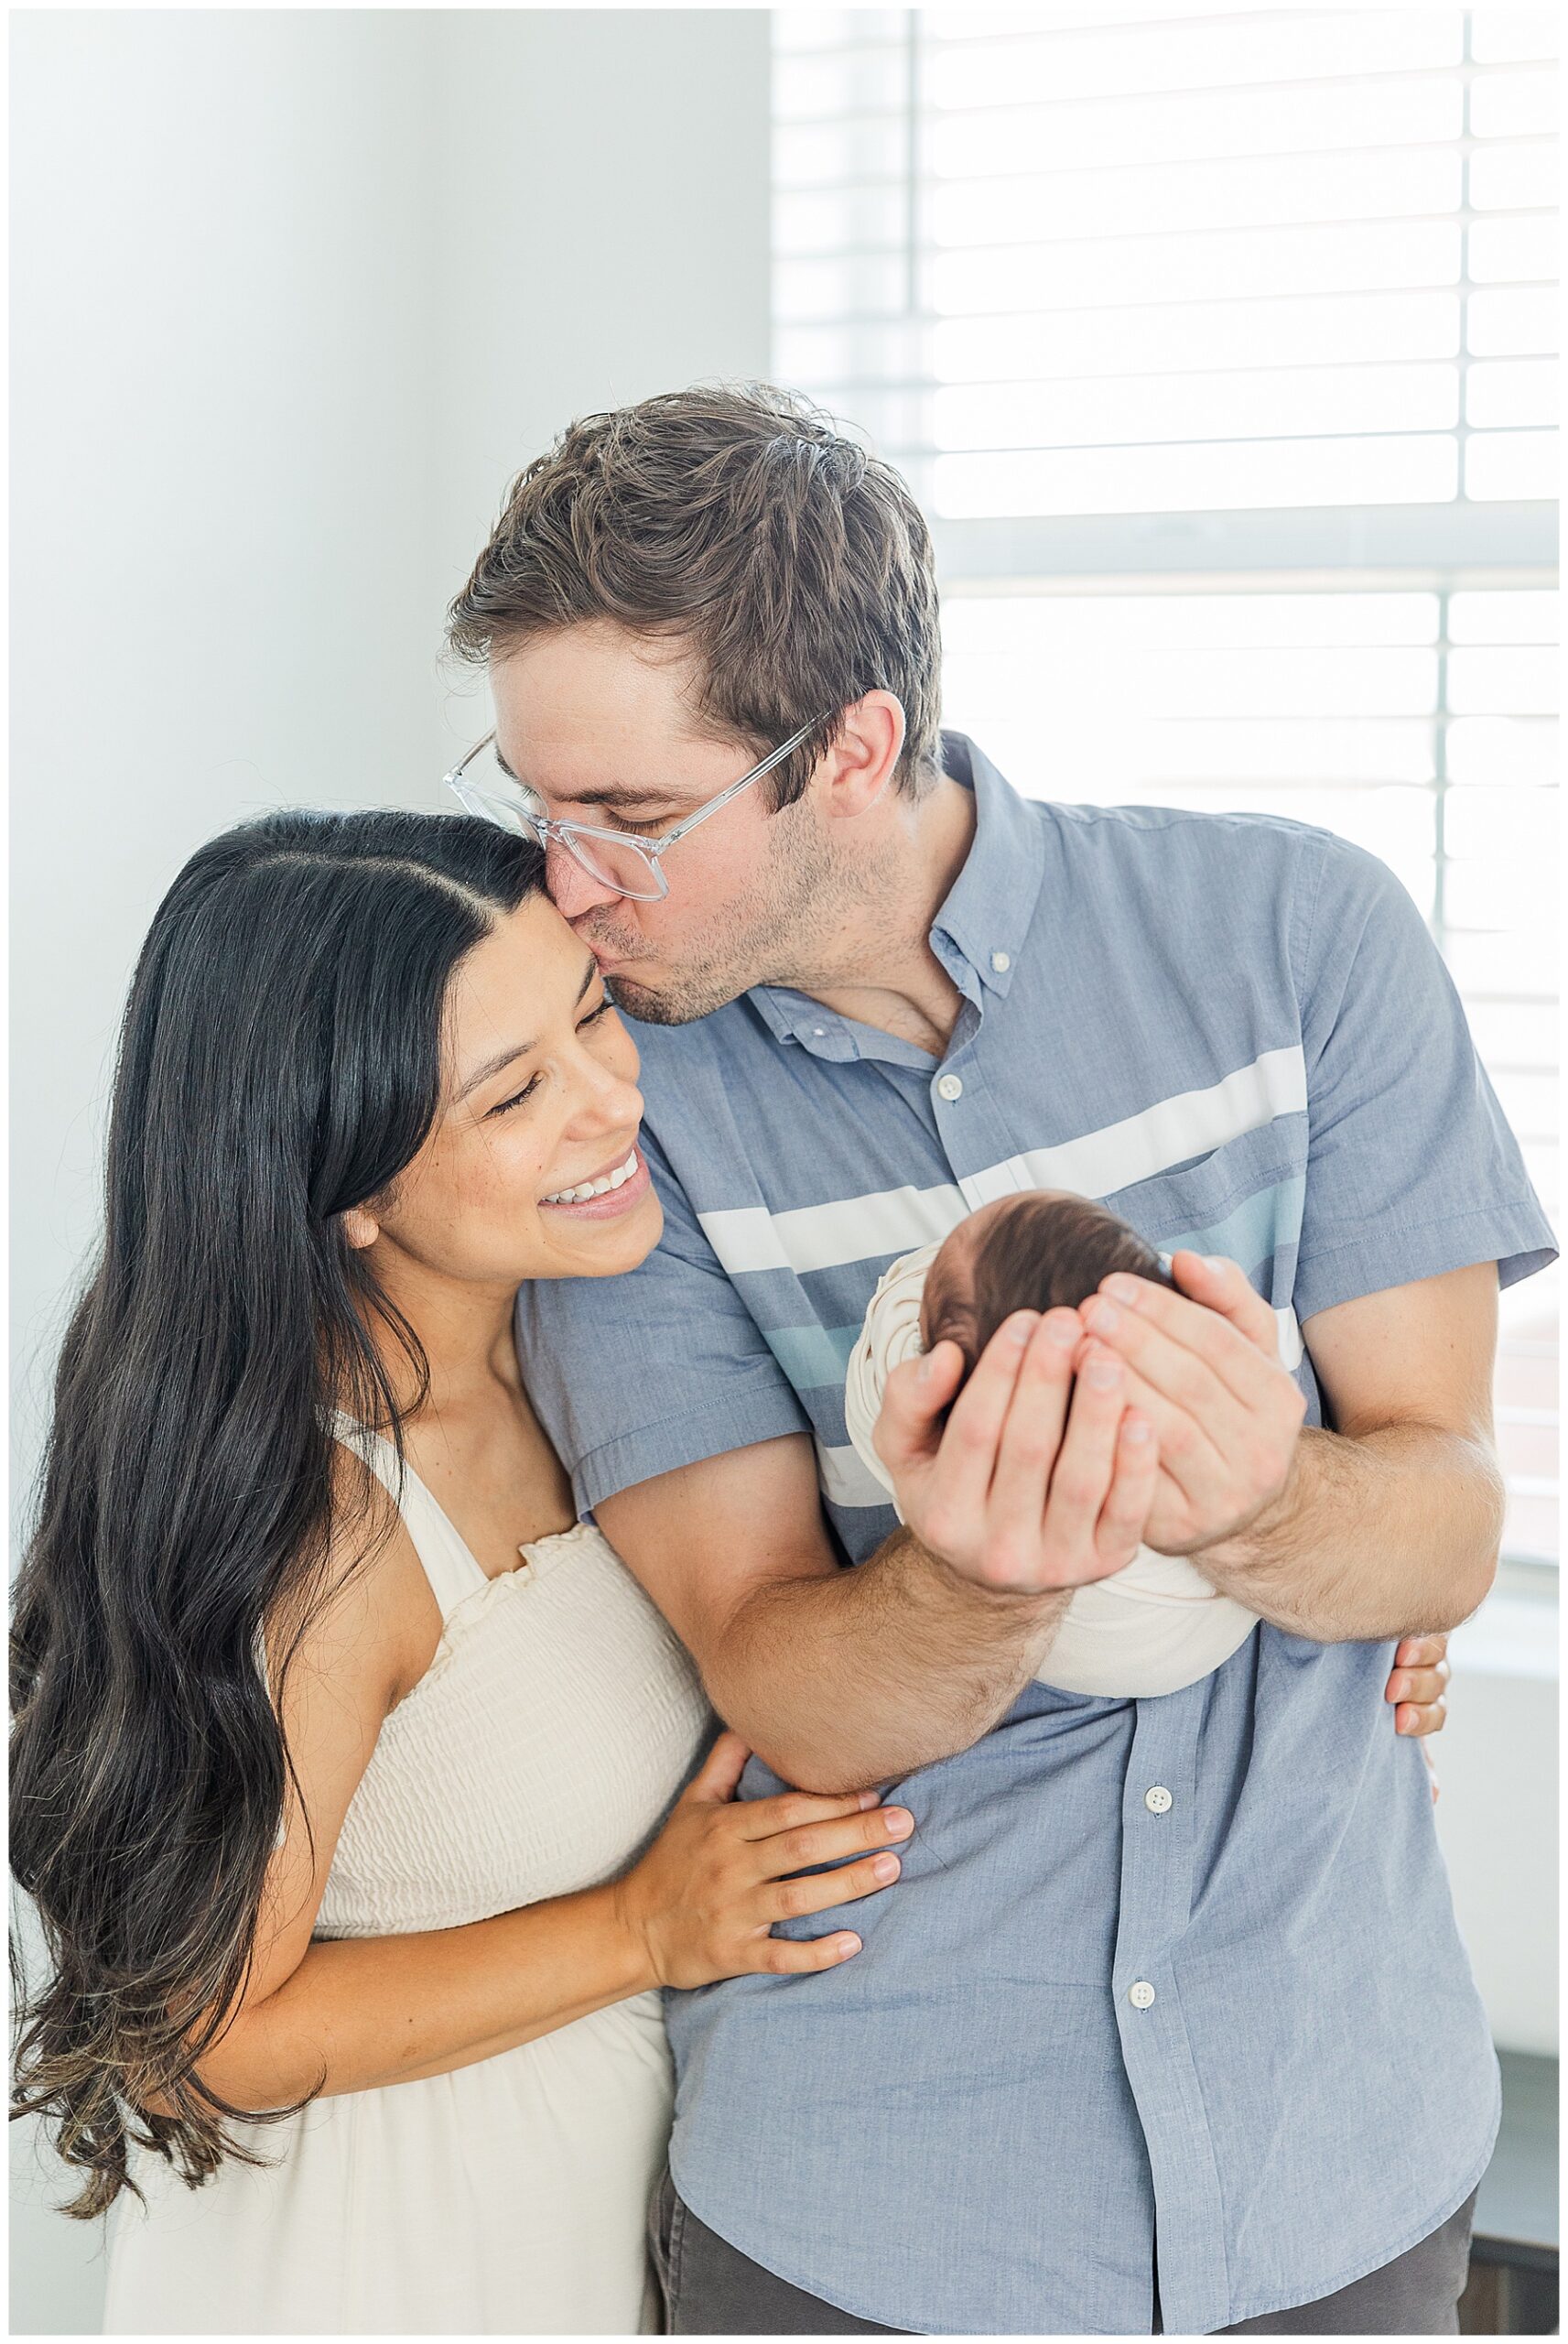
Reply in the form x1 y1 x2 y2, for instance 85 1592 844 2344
544 836 623 919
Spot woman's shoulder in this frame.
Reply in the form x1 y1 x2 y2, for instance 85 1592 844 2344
263 1443 444 1719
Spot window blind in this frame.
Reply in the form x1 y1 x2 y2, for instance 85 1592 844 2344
771 6 1560 1566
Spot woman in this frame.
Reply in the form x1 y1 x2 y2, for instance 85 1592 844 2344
10 810 912 2334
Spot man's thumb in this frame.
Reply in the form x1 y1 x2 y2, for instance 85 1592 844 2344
874 1340 966 1470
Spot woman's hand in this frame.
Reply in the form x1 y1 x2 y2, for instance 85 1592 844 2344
1386 1633 1449 1800
612 1730 912 1989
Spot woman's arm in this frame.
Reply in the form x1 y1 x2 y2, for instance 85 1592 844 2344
191 1510 908 2111
200 1885 653 2106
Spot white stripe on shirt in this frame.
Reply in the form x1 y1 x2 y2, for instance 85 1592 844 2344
698 1044 1306 1281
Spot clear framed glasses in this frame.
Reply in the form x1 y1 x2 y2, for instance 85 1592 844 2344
442 716 827 902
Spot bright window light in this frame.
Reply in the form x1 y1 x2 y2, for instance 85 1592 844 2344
772 9 1560 1565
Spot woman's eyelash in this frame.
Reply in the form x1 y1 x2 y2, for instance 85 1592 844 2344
488 1076 542 1118
485 1003 613 1117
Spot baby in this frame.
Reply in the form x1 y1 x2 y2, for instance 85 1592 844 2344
843 1191 1260 1698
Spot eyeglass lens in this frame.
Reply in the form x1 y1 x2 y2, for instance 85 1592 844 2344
453 743 663 899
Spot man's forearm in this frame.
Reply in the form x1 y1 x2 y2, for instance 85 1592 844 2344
707 1538 1070 1793
1196 1422 1505 1642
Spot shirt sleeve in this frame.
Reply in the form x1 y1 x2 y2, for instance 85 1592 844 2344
1290 829 1557 1327
514 1122 811 1517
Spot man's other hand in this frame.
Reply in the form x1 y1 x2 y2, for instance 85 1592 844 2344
1078 1250 1307 1558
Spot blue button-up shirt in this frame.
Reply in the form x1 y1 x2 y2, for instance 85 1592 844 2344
517 735 1554 2334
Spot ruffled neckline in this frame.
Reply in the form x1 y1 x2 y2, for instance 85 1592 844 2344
391 1520 615 1705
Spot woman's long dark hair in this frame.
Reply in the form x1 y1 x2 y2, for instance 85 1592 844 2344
10 808 543 2216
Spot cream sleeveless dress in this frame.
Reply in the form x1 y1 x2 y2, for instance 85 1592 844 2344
104 1420 712 2336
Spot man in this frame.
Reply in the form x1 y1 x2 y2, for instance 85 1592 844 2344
445 386 1553 2334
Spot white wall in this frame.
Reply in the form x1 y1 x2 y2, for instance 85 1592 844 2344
9 11 771 2332
1436 1589 1559 2058
10 8 445 1519
428 9 773 684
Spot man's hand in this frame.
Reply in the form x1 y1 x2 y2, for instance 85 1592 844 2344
874 1306 1160 1591
1077 1251 1307 1557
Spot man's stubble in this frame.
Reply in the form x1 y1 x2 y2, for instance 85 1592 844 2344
580 799 896 1030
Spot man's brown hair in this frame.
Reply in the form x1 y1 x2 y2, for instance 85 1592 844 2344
446 383 944 809
923 1193 1177 1377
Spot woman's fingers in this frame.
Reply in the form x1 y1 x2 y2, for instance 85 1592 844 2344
752 1929 865 1975
680 1729 752 1805
1388 1664 1449 1709
751 1803 914 1874
761 1848 904 1925
736 1785 883 1841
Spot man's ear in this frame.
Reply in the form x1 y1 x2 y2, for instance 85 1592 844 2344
341 1206 380 1252
820 691 906 819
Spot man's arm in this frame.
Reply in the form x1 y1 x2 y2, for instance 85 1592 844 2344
1081 1252 1506 1642
1204 1260 1505 1639
597 1307 1159 1793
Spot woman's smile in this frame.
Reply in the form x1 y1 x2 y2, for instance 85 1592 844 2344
538 1144 651 1220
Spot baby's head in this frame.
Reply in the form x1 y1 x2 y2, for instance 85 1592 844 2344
919 1191 1175 1375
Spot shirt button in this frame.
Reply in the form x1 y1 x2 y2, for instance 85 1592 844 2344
990 950 1011 973
1145 1785 1173 1816
1129 1980 1156 2011
812 1026 827 1038
936 1073 964 1102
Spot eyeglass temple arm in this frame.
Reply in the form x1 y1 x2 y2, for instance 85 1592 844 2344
444 731 499 790
659 717 826 850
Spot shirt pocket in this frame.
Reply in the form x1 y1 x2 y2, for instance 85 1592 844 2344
1102 1122 1307 1304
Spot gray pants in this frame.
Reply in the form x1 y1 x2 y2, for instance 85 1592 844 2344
649 2167 1478 2336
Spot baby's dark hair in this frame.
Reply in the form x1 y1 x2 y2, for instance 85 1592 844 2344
922 1192 1175 1375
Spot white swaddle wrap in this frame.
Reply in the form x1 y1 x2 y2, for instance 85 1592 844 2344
842 1240 1259 1698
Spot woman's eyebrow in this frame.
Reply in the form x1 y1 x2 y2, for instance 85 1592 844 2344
453 960 599 1103
456 1043 526 1103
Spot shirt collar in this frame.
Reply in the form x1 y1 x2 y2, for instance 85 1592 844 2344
749 732 1045 1049
927 731 1046 1001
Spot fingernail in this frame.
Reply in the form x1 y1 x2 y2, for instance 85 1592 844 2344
1204 1255 1227 1275
917 1352 937 1381
884 1808 914 1839
1124 1416 1152 1444
1087 1297 1122 1334
1390 1675 1409 1700
1103 1275 1140 1306
857 1789 881 1809
1044 1314 1077 1348
1085 1351 1120 1390
872 1852 901 1881
1006 1311 1038 1346
837 1935 862 1957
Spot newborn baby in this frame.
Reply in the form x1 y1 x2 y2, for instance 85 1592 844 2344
842 1191 1260 1698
